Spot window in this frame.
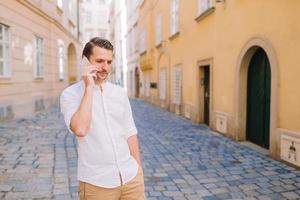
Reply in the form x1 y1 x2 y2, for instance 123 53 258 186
69 0 77 22
97 12 107 22
170 0 179 36
98 29 106 38
156 14 162 46
58 44 64 80
126 31 131 57
198 0 213 15
134 26 139 53
172 65 182 105
131 30 135 54
139 29 146 54
85 12 92 24
34 36 43 78
57 0 63 9
85 29 93 42
0 24 10 77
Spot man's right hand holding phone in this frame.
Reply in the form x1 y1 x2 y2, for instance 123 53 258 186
82 65 98 88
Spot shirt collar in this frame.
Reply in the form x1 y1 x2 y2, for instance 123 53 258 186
93 80 108 91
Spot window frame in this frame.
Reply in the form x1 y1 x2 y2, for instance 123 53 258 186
57 0 63 10
172 64 182 105
170 0 179 37
34 36 44 79
197 0 213 16
0 23 11 78
156 14 162 46
139 29 147 55
58 43 64 81
68 0 77 23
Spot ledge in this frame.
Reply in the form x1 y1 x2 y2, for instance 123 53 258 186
33 77 44 82
169 31 180 41
56 5 63 15
0 76 12 84
68 19 76 28
195 7 215 23
139 51 147 56
155 42 162 48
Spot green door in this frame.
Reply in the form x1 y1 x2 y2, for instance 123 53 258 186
246 48 271 149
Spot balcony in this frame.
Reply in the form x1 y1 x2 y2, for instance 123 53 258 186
139 52 153 71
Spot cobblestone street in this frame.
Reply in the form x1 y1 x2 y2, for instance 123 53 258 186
1 100 300 200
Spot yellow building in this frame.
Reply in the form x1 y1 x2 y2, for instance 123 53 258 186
138 0 300 162
0 0 81 121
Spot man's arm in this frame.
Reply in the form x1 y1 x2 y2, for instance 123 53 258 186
69 86 93 137
69 65 98 137
127 134 142 167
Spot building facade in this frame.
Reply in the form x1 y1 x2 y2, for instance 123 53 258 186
137 0 300 162
109 0 128 88
109 0 143 94
0 0 81 121
79 0 110 45
125 0 141 98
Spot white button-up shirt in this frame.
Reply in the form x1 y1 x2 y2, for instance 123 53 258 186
60 80 139 188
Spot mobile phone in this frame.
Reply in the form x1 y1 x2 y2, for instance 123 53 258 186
80 56 98 81
80 56 91 69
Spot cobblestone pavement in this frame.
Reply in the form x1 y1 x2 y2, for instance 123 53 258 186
1 100 300 200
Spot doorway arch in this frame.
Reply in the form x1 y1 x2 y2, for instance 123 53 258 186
235 37 279 156
67 43 77 84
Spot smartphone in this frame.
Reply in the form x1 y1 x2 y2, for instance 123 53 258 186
80 56 90 69
80 56 98 81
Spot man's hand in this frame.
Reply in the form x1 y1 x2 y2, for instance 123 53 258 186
127 135 142 167
69 67 96 137
82 65 98 88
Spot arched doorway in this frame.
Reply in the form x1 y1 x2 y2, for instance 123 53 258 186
246 48 271 149
67 43 77 84
135 67 140 98
235 37 279 157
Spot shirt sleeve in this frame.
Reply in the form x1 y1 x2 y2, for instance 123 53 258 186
123 93 138 139
60 89 80 135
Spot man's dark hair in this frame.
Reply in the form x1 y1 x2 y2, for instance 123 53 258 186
82 37 114 59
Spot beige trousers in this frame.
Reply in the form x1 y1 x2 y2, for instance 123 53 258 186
78 166 146 200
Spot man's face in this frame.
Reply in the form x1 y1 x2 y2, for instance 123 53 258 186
88 46 113 81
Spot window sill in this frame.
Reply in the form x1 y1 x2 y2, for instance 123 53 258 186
0 76 11 79
195 7 215 23
139 51 147 56
56 5 63 14
155 42 162 48
139 0 145 8
33 77 44 81
68 19 75 28
0 76 12 84
169 31 180 41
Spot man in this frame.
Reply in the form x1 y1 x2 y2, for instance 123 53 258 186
60 37 145 200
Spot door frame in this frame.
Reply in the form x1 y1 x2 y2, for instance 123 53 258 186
235 37 279 157
197 58 214 127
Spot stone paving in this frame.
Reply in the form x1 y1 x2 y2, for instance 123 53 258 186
1 99 300 199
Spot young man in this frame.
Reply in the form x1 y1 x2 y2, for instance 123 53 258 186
60 37 145 200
